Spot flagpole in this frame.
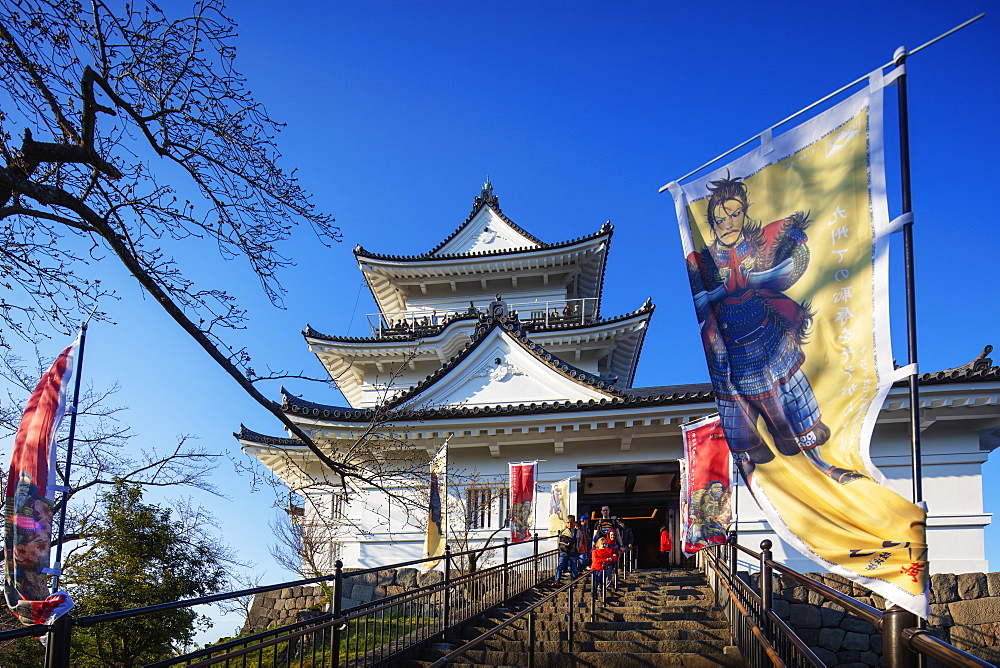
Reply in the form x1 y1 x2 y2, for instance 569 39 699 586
50 322 88 593
893 46 923 506
443 434 451 550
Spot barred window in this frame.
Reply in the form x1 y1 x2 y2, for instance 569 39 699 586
331 493 345 520
466 487 509 529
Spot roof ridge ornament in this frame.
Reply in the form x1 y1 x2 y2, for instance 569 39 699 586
941 345 994 376
481 176 493 199
473 295 523 338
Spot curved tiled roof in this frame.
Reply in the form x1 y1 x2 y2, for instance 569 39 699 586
302 299 654 344
278 383 716 426
380 306 622 406
905 345 998 384
248 345 998 435
235 424 304 447
429 190 543 254
354 219 612 262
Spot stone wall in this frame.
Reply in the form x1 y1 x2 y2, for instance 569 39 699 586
752 570 1000 665
243 567 447 634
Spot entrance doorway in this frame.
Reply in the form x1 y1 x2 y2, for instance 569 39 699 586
576 462 687 569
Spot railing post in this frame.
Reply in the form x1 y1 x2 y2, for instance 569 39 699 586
728 530 738 581
443 545 452 637
533 533 539 584
502 537 509 601
567 577 575 654
760 539 773 613
590 570 596 621
883 605 918 668
527 608 536 668
330 560 343 668
44 613 73 668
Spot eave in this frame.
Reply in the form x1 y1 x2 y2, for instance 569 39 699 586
356 226 611 316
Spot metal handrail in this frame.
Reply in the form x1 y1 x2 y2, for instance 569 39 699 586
427 560 610 668
703 548 785 667
711 538 994 668
732 541 883 627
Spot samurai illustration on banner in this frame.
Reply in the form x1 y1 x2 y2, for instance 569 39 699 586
548 478 571 537
509 462 536 544
421 440 448 570
681 415 733 556
668 72 929 617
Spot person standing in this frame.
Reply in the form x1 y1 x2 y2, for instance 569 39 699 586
659 524 673 568
555 515 581 584
593 505 622 549
618 519 636 571
589 536 618 598
577 514 591 570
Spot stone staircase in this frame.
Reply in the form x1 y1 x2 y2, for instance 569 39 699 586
407 568 744 667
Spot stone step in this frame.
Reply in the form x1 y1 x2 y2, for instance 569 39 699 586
524 610 726 623
471 639 730 653
468 619 729 635
461 628 731 645
412 648 743 667
403 567 741 668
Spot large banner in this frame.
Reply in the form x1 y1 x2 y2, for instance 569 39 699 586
421 441 447 571
509 462 536 544
668 74 928 617
681 415 733 555
5 340 77 625
547 478 571 537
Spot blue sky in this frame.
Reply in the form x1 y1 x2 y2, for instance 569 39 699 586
9 0 998 641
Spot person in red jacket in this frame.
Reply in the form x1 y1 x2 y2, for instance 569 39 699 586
659 525 673 567
590 536 618 597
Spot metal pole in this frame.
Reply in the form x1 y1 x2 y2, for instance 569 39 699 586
893 45 923 506
533 533 539 584
728 530 738 582
331 560 343 668
443 545 452 636
883 606 918 668
567 577 575 654
590 571 596 621
527 609 536 668
502 537 509 600
43 614 72 668
51 324 88 593
760 540 773 614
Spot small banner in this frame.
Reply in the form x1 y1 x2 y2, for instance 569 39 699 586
5 339 78 625
681 415 733 555
547 478 571 537
668 72 928 617
509 462 536 543
421 441 448 571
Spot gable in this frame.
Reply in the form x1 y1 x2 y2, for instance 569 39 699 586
431 206 541 256
400 327 616 409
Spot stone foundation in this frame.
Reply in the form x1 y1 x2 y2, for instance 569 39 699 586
752 570 1000 665
243 566 443 634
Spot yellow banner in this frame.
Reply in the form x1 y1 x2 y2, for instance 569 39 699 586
670 79 927 617
548 478 571 537
421 442 447 571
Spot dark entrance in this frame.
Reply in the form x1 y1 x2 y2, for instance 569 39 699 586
576 462 689 568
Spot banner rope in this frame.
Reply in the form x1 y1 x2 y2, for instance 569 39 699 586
659 13 984 190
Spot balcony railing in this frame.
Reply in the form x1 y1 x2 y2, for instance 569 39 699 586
367 297 598 338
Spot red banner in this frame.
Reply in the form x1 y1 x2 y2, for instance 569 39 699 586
681 415 733 555
509 462 535 544
4 339 78 625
